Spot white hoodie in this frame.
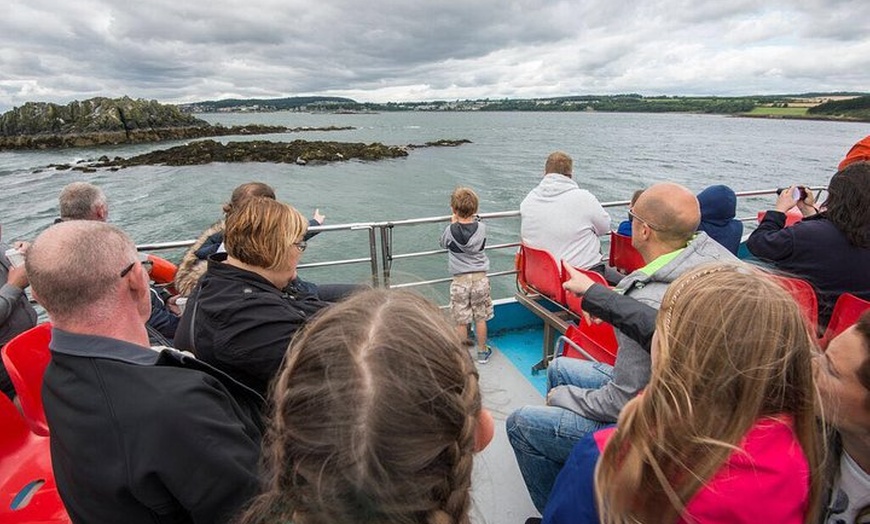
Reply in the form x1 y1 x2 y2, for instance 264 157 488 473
520 173 610 269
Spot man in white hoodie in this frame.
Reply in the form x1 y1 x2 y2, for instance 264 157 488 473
520 151 611 270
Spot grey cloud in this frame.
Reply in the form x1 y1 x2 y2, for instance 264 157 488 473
0 0 868 111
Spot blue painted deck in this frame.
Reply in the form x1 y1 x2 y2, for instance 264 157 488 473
490 328 548 396
486 298 555 396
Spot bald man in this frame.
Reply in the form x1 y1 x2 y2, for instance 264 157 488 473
507 182 741 513
29 221 263 524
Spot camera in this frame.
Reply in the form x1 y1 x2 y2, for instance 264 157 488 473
776 186 808 201
4 248 25 268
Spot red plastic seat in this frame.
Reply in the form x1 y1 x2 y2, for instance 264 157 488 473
0 395 70 524
2 323 52 436
765 274 819 338
821 293 870 349
557 323 619 366
561 261 609 317
519 244 564 303
608 232 645 275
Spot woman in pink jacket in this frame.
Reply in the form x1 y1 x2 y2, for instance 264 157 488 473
544 264 824 524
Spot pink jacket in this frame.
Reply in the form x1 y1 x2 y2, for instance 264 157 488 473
544 416 810 524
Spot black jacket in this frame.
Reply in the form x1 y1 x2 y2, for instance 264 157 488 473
580 283 656 352
747 211 870 327
174 254 330 396
43 329 264 524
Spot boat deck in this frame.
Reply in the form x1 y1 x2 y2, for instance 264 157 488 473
469 299 549 523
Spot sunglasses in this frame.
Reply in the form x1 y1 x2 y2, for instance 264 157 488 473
627 209 663 232
120 258 154 278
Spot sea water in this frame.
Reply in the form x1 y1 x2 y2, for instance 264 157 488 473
0 111 866 301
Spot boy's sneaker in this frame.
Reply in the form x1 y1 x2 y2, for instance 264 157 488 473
477 346 493 364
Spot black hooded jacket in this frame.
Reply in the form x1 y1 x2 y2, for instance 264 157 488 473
174 253 330 396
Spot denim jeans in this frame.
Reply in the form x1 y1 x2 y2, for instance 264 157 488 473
506 357 614 514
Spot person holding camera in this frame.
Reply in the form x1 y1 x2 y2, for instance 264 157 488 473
747 161 870 328
0 224 37 400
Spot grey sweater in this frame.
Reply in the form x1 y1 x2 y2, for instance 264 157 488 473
440 220 490 275
548 232 740 422
0 243 37 346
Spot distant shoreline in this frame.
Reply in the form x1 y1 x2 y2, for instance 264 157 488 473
190 107 870 124
735 113 870 123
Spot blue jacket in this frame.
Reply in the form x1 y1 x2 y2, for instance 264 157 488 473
543 428 611 524
616 219 632 236
697 185 743 255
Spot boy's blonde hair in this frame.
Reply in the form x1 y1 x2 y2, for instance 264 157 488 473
451 187 479 218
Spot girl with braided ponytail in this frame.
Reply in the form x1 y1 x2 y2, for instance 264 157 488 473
238 288 494 524
544 263 824 524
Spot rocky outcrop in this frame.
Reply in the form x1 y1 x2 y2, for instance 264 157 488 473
406 139 472 148
0 97 356 150
83 139 409 167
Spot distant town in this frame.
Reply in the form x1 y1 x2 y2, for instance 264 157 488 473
177 93 870 121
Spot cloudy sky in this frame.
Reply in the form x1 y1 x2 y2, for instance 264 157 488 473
1 0 868 111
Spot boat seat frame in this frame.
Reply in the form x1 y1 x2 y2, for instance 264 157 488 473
514 292 572 373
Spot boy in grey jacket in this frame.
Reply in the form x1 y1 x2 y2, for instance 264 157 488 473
439 187 493 363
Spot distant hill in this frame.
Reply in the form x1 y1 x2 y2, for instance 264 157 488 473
180 96 358 113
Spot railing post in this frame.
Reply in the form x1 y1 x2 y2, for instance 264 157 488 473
380 224 393 288
367 226 381 288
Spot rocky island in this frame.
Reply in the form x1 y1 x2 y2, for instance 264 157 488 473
91 139 409 167
44 137 473 171
0 96 354 150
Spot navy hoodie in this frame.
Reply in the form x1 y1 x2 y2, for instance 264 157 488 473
697 185 743 255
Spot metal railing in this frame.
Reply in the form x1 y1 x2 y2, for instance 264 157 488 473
136 187 824 293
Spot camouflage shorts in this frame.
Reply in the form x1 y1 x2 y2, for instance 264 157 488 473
450 272 494 325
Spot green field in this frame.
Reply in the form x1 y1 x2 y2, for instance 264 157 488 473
745 106 809 116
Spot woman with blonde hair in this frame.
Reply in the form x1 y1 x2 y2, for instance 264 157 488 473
174 197 331 396
545 263 824 523
237 288 495 524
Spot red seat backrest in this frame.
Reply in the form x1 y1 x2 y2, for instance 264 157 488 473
562 323 619 366
519 244 564 303
608 232 645 275
765 274 819 337
2 323 52 436
821 293 870 349
561 261 609 317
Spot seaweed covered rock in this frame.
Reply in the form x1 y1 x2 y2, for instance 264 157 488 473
93 139 409 167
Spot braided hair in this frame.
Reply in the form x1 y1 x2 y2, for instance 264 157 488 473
238 289 481 524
